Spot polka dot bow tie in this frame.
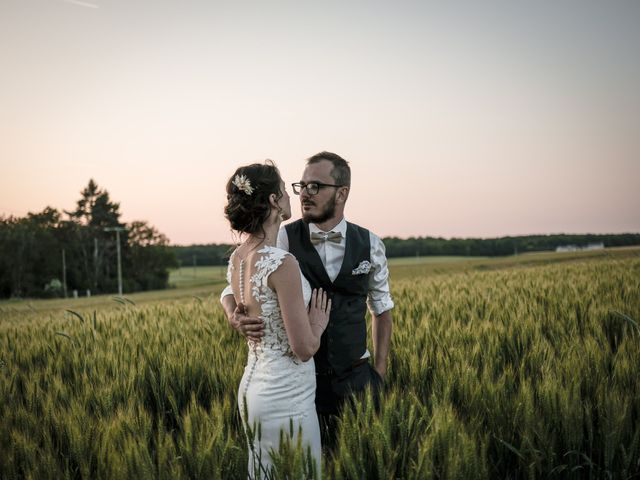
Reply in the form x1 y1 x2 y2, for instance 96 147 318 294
310 231 343 245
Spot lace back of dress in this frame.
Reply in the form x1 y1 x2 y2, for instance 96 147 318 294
239 255 259 412
238 258 259 355
233 246 296 360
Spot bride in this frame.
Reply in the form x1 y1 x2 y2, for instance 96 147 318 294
224 161 331 479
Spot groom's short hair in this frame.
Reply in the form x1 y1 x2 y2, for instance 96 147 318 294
306 151 351 188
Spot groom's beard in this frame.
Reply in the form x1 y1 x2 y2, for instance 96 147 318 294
302 192 337 224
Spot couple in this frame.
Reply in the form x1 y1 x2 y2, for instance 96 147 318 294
221 152 394 478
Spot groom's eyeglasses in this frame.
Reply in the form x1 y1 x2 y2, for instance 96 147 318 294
291 182 345 196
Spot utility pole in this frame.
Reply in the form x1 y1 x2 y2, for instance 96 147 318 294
94 237 99 291
62 248 68 298
105 227 127 296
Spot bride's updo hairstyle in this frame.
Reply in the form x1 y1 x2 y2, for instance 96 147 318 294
224 160 283 237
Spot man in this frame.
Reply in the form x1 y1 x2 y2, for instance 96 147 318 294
221 151 393 416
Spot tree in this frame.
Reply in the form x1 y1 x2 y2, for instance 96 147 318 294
0 180 178 299
126 221 178 291
65 179 125 293
0 208 64 297
66 179 121 228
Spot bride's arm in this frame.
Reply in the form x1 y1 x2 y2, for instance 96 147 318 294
269 255 330 361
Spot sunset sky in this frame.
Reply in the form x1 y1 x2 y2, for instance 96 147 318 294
1 0 638 245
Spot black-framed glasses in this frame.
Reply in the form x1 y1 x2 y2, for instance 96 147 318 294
291 182 345 195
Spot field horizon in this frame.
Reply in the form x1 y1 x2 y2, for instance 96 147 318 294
1 246 637 315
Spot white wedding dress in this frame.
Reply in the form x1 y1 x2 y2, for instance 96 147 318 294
228 246 321 479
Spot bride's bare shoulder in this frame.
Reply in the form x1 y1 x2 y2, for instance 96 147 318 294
268 253 301 285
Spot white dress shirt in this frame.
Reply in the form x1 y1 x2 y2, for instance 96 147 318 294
276 218 394 315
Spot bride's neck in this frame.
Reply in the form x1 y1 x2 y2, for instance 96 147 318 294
243 220 280 250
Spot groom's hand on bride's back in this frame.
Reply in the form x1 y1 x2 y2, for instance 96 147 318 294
231 302 264 342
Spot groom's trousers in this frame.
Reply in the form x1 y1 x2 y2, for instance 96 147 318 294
315 359 384 415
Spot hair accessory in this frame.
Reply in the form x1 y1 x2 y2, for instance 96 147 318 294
232 174 254 195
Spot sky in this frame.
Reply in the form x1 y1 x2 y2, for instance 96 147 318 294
1 0 639 245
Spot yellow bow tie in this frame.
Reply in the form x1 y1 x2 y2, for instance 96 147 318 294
310 231 343 245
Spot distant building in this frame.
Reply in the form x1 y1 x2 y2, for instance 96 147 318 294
556 242 604 252
556 245 578 252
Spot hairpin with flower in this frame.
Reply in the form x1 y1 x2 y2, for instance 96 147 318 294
232 174 254 195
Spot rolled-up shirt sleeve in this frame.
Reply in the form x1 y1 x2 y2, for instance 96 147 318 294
367 232 394 315
219 254 235 302
220 284 234 302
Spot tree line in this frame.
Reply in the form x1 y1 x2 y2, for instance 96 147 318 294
382 233 640 257
172 233 640 266
0 180 178 299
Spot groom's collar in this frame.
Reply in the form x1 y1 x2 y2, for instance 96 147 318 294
308 218 347 236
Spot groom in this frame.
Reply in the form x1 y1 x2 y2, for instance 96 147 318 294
221 151 394 415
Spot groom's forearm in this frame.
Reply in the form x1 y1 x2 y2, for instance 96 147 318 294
372 310 392 377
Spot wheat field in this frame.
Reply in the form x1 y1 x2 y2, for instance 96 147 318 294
1 250 639 479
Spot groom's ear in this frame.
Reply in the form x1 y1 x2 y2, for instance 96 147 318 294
336 186 350 204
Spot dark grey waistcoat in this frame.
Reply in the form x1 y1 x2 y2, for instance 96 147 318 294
285 219 371 375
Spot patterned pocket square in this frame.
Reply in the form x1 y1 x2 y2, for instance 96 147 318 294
352 260 372 275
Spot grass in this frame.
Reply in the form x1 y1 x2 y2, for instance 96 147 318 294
1 247 639 478
169 266 228 288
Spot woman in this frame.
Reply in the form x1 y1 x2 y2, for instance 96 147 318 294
224 161 330 479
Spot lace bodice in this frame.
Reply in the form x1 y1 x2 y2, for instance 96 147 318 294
228 245 312 359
